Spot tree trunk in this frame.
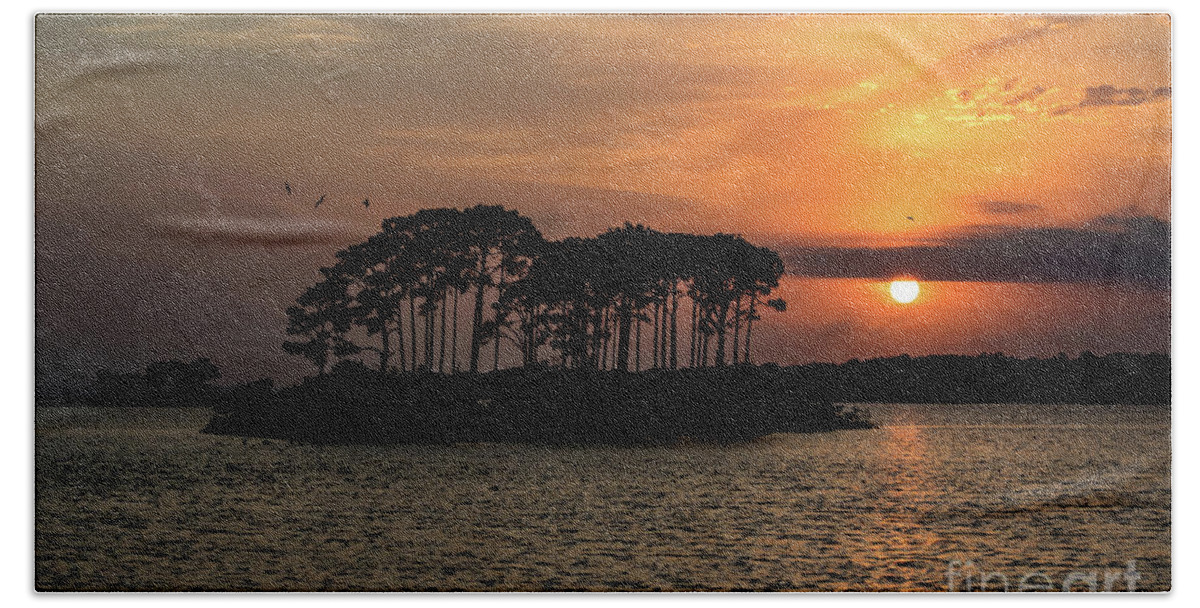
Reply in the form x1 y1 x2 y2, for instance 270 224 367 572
426 298 437 372
379 320 391 372
522 310 537 367
610 308 618 370
615 298 633 372
714 301 729 367
450 288 459 373
659 296 669 369
651 301 660 369
744 295 757 366
669 286 679 369
600 306 611 371
493 262 506 372
469 253 486 373
731 294 742 365
397 308 407 373
689 297 698 368
409 296 417 372
596 307 606 370
635 312 642 372
438 287 448 373
419 300 427 371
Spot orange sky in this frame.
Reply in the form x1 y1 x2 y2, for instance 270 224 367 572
36 14 1170 241
34 14 1171 386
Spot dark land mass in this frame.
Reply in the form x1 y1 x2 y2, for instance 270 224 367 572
63 352 1168 446
796 351 1169 406
193 352 1166 446
201 364 873 446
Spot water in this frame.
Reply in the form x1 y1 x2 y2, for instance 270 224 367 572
35 404 1170 591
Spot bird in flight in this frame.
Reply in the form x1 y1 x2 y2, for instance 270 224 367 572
315 194 326 208
362 198 370 209
284 181 292 196
906 216 915 222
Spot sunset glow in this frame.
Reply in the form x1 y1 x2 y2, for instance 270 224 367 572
34 14 1170 386
31 14 1174 594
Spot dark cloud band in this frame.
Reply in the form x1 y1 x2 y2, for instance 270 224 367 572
1079 85 1171 107
151 216 362 247
783 216 1169 288
978 200 1044 215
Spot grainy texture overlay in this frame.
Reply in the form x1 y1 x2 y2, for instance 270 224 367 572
36 14 1169 591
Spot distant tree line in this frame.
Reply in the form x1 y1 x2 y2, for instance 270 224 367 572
793 352 1170 405
203 351 1168 445
283 206 787 375
72 350 1168 416
81 358 221 407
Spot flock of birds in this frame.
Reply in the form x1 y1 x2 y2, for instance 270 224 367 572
285 181 369 210
282 179 917 225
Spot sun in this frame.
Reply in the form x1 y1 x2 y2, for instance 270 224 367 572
889 279 920 304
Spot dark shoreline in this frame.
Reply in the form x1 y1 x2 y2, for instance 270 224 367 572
51 352 1168 446
201 365 874 446
197 352 1167 446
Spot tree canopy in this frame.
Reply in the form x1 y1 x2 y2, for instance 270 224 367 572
283 207 788 374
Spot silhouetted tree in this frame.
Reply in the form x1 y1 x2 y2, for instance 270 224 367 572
735 247 787 365
594 225 665 371
85 358 223 407
684 236 786 367
282 270 360 375
145 358 221 393
283 207 789 374
331 232 412 372
455 206 543 373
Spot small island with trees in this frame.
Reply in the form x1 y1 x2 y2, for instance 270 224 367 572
70 205 1169 446
207 204 873 445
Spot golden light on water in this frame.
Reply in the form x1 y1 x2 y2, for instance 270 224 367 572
890 280 920 304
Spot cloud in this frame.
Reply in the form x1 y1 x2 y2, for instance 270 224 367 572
1026 84 1170 118
978 200 1043 215
1079 85 1171 107
151 216 362 246
968 16 1089 56
1003 85 1046 106
782 216 1169 288
935 78 1170 124
922 16 1092 86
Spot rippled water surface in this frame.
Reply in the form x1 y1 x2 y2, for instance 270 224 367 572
36 404 1169 591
